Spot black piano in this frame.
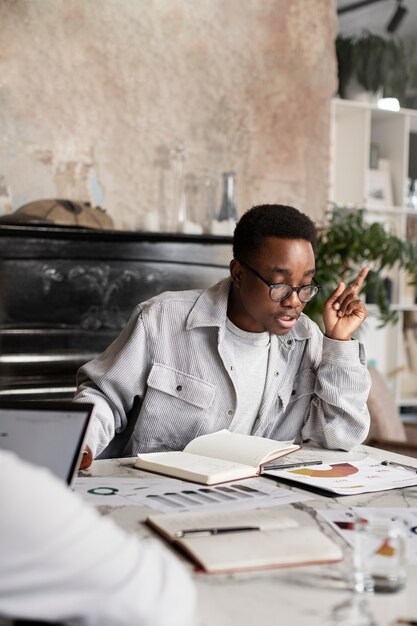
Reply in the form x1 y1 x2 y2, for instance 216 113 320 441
0 225 232 401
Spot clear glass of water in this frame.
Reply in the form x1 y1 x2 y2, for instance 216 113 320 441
352 518 407 593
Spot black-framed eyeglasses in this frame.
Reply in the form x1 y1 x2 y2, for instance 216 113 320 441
241 261 320 303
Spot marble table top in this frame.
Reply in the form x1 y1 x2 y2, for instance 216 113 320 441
80 444 417 626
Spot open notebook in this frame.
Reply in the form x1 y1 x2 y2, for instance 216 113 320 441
0 400 94 485
136 429 300 485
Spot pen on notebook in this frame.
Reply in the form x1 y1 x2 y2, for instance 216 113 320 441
394 620 417 626
262 460 323 471
175 526 260 538
381 460 417 473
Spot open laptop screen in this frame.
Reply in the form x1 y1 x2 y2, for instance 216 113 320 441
0 400 94 484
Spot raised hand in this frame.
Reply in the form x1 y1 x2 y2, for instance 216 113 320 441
323 267 369 341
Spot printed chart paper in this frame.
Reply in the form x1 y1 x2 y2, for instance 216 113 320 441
265 456 417 495
74 476 311 512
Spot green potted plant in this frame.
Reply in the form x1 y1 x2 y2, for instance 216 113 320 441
336 32 410 104
306 207 417 328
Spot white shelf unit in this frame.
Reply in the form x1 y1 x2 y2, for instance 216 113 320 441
329 98 417 414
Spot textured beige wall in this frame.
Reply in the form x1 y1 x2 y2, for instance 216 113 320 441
0 0 337 230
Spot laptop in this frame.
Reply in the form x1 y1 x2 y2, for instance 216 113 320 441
0 400 94 485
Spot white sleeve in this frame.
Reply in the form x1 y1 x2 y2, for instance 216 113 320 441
0 451 196 626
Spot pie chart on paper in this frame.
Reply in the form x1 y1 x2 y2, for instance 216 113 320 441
289 463 359 478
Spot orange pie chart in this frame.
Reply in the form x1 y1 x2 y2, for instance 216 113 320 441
289 463 359 478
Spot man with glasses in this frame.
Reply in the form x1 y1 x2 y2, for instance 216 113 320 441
75 204 370 465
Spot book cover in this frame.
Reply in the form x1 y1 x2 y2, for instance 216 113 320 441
147 508 343 573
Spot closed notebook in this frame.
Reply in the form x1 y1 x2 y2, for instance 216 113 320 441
146 508 343 574
135 429 300 485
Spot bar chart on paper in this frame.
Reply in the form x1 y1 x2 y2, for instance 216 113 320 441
74 476 311 512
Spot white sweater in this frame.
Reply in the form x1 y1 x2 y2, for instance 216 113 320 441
0 450 196 626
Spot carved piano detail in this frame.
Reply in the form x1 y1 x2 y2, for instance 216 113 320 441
0 226 231 400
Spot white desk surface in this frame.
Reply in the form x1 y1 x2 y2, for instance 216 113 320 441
80 445 417 626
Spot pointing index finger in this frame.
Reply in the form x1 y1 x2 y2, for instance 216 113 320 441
350 267 369 292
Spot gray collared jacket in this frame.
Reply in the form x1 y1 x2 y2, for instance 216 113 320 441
75 278 371 457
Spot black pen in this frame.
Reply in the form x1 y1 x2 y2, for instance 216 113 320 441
381 460 417 473
175 526 260 538
262 460 323 471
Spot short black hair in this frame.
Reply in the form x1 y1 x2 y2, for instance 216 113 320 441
233 204 317 262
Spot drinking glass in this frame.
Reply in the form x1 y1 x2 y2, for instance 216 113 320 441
352 518 407 593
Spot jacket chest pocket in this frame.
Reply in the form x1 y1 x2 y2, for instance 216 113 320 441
267 369 316 442
136 363 217 452
147 362 216 409
287 368 315 405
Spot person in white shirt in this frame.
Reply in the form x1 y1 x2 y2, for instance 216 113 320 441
0 450 196 626
75 204 371 466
